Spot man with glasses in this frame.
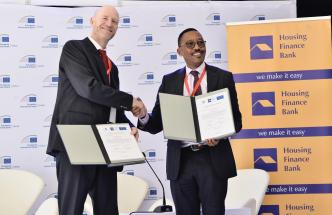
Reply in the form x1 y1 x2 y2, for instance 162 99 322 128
133 28 242 215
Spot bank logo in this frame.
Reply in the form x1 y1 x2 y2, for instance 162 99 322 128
259 205 279 215
66 16 88 29
161 52 183 65
250 15 266 21
144 149 157 162
254 148 278 172
206 13 221 25
123 169 135 176
0 75 10 88
43 74 59 87
42 35 59 48
250 36 273 60
252 92 275 116
138 72 155 85
146 187 158 200
0 156 12 168
20 94 44 108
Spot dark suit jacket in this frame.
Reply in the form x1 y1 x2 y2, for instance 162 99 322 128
139 64 242 180
47 37 133 156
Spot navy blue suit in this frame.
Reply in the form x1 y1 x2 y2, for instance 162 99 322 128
139 64 242 215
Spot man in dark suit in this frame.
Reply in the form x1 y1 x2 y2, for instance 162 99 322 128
47 6 143 215
133 28 242 215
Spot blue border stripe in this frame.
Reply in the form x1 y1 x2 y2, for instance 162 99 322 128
267 184 332 195
233 69 332 83
232 126 332 139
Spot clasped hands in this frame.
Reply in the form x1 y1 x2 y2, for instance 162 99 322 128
132 97 147 119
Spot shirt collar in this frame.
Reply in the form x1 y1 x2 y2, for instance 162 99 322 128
185 62 205 76
88 36 104 51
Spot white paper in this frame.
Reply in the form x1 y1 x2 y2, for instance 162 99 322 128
96 123 144 164
195 88 235 141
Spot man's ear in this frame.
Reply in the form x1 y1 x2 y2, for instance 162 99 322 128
177 47 182 57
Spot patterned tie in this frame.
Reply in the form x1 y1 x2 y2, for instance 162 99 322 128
98 49 111 83
190 70 202 96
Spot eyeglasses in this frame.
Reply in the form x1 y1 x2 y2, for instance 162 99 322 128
181 40 206 49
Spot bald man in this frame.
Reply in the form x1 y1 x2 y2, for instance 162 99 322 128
47 6 143 215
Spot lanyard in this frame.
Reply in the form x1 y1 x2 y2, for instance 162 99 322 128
184 67 206 96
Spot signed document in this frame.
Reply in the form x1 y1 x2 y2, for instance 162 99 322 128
159 88 235 142
57 123 145 167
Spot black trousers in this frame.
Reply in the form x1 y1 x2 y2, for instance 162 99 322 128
170 147 228 215
56 152 118 215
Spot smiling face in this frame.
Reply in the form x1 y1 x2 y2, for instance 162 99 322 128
177 30 206 69
90 6 119 48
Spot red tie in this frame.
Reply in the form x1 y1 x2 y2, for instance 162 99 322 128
99 49 111 83
190 70 202 96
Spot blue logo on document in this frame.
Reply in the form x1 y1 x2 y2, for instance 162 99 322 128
206 13 221 25
250 15 266 21
259 205 279 215
250 36 273 60
43 74 59 87
252 92 275 116
254 148 278 172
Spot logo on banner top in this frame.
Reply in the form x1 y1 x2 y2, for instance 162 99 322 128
252 92 275 116
66 16 89 29
206 13 221 25
206 51 226 64
250 15 266 21
42 35 60 48
161 52 184 65
250 35 274 60
17 15 42 29
19 55 43 69
259 205 280 215
21 135 45 148
254 148 278 172
116 53 138 67
137 34 160 47
43 74 59 87
119 16 138 28
20 93 44 108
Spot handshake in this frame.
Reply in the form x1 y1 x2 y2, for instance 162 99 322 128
132 97 147 118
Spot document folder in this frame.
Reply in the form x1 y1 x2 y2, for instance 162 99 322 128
57 123 145 167
159 88 235 142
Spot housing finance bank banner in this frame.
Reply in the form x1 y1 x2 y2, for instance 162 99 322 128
227 17 332 214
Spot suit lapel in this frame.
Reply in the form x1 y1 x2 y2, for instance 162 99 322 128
172 67 186 95
83 38 109 85
206 64 219 92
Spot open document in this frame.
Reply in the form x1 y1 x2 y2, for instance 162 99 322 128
159 88 235 142
57 123 145 167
